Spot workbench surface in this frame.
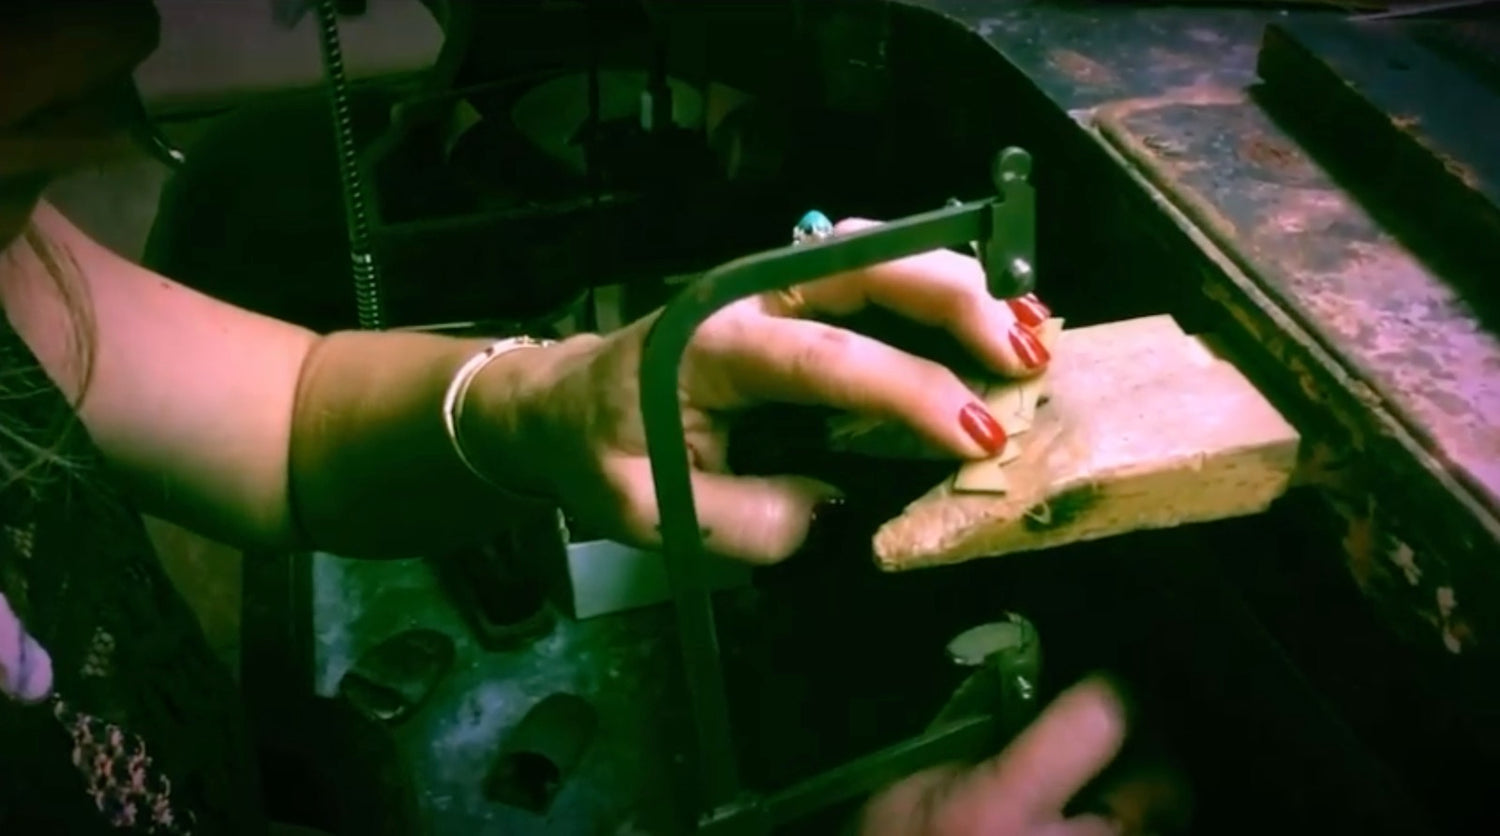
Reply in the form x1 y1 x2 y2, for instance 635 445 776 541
905 0 1500 661
195 4 1499 833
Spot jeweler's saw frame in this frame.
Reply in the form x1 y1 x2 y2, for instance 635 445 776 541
639 147 1039 833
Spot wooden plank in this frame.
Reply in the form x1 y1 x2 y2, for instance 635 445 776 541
872 315 1301 571
829 315 1187 460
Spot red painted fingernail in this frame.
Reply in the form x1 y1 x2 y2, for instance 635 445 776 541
1008 294 1051 328
1009 326 1050 368
959 403 1008 454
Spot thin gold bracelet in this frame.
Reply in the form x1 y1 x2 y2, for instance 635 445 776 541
440 336 555 497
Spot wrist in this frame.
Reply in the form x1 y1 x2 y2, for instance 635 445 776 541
455 334 601 502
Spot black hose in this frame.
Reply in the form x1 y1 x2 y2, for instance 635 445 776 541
315 0 386 330
125 81 186 170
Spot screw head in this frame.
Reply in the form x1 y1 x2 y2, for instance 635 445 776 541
994 147 1034 185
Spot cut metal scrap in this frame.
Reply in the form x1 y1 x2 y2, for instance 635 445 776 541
951 318 1066 495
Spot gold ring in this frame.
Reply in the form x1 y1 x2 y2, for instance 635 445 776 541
770 286 808 318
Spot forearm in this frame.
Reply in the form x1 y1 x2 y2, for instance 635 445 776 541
286 329 578 559
4 204 598 558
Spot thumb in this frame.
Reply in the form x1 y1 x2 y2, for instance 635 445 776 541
607 456 841 564
693 470 843 563
934 676 1129 834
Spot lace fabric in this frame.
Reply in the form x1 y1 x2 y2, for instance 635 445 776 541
0 322 264 834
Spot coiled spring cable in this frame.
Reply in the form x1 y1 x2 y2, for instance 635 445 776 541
314 0 386 330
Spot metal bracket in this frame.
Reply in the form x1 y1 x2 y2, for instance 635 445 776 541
983 147 1036 299
638 146 1039 832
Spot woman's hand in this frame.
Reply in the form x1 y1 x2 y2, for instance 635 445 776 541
469 218 1054 563
858 677 1133 836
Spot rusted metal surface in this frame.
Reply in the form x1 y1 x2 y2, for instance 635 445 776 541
1093 98 1500 656
908 1 1273 109
1257 18 1500 299
1097 100 1500 513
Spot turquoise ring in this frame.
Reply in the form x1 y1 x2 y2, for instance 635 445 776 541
791 210 835 245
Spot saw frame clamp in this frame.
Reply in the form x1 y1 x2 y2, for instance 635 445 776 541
638 146 1039 833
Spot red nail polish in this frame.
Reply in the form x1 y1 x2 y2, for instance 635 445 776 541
1008 295 1050 328
1026 293 1052 319
1028 328 1052 365
1009 327 1050 368
959 403 1008 454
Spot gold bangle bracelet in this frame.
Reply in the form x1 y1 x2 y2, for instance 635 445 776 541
440 336 555 497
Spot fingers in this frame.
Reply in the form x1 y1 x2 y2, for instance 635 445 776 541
1008 294 1051 330
1032 815 1122 836
695 316 1008 459
933 677 1129 834
856 765 967 836
603 455 841 564
783 218 1049 378
0 593 23 696
0 592 51 704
